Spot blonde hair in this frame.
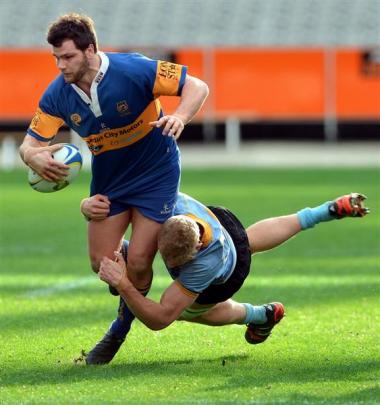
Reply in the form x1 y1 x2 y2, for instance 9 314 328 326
158 215 200 267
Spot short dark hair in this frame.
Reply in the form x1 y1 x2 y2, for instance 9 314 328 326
47 13 98 53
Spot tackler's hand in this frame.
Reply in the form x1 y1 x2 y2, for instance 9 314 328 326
98 252 127 288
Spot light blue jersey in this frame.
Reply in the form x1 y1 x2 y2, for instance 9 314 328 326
168 193 237 296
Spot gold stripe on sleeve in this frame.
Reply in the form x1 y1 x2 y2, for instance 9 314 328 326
175 280 199 298
153 61 183 98
29 107 64 139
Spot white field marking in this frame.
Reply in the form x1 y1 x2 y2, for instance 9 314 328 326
24 276 98 298
20 273 379 299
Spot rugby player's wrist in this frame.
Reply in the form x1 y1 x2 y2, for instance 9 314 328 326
116 273 132 292
21 146 34 165
172 113 187 125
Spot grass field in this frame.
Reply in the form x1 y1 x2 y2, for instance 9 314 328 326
0 167 379 405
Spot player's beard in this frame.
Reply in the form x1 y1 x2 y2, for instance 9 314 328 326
63 55 90 84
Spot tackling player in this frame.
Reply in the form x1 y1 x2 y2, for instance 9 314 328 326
19 13 209 339
82 192 369 364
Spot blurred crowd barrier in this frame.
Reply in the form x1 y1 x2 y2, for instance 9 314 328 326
1 47 379 144
0 46 379 170
1 47 380 122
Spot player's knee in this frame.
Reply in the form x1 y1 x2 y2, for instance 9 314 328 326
89 252 102 273
127 251 153 275
90 258 100 273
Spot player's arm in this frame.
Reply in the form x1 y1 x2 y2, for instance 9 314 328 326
174 74 209 124
150 74 209 139
19 134 68 182
99 252 198 330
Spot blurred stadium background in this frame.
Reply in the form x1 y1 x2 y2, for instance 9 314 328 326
0 0 379 169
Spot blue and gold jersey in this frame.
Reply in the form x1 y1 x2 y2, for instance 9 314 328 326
168 193 237 297
27 52 187 220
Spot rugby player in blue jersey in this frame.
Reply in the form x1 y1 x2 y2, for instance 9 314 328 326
82 191 369 364
19 13 208 355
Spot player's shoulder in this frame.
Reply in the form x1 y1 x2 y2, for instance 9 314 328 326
106 52 156 77
107 52 154 67
39 74 68 112
43 74 68 99
178 251 223 291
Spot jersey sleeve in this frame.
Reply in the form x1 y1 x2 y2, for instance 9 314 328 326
128 53 187 99
152 60 188 98
27 88 65 142
174 280 199 298
176 259 221 294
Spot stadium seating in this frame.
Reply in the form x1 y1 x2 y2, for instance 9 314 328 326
0 0 379 47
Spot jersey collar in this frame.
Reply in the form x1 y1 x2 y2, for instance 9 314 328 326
70 51 109 118
184 214 213 249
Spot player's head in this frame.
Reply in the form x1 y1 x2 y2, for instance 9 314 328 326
47 13 98 83
47 13 98 53
158 215 201 268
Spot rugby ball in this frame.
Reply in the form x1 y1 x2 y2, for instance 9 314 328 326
28 143 83 193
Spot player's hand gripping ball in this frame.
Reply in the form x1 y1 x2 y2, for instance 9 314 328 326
28 144 83 193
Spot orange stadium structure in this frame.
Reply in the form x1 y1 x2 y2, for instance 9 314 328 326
1 48 379 122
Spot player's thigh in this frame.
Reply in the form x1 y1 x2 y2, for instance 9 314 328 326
128 208 162 272
88 210 131 271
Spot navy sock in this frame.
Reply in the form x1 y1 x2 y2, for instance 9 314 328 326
110 240 134 339
109 239 151 339
110 298 135 339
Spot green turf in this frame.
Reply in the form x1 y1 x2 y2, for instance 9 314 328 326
0 168 379 405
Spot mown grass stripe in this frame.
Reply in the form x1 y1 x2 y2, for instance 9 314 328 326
24 276 97 298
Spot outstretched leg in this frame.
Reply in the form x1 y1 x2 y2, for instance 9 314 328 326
247 192 369 253
246 214 301 253
181 300 285 345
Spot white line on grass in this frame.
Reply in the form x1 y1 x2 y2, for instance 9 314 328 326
24 276 98 298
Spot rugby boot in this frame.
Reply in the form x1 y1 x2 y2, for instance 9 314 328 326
85 330 125 365
329 193 369 219
245 302 285 345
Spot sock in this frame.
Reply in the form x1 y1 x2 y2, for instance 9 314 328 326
297 201 334 230
241 303 268 325
109 239 152 339
109 240 133 339
110 287 151 339
110 298 135 339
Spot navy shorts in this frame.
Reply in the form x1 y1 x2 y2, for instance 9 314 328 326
195 206 252 305
108 163 180 223
109 182 179 223
91 136 181 224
